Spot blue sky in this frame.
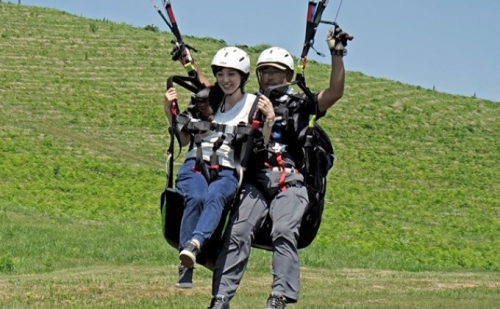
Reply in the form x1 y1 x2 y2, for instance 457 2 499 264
7 0 499 102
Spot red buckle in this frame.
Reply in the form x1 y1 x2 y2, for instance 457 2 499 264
170 102 178 116
274 152 287 192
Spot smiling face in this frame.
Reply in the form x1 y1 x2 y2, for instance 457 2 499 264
215 68 243 95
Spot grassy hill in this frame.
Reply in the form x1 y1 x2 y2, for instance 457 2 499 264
1 3 499 308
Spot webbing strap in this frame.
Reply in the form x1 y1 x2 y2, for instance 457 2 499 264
167 75 204 95
178 116 251 136
191 132 229 184
275 151 287 192
208 135 224 181
166 75 203 164
192 135 210 182
266 144 288 192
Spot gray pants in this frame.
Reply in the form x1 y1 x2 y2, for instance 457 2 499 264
212 169 308 303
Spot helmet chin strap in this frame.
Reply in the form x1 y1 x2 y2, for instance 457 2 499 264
226 77 247 97
225 86 241 96
219 73 248 112
220 85 244 112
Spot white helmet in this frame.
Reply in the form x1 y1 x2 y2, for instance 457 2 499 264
256 47 294 72
211 47 251 75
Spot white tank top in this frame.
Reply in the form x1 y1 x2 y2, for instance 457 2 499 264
186 92 257 168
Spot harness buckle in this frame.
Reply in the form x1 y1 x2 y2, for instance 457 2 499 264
271 142 287 153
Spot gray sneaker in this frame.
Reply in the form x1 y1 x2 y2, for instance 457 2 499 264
207 295 230 309
175 264 193 289
266 293 287 309
179 240 200 268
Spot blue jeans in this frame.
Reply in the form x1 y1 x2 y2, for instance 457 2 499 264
176 158 238 250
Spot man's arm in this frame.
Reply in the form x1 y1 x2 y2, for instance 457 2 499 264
317 54 345 113
317 24 352 113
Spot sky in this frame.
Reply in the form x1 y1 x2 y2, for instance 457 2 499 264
7 0 500 102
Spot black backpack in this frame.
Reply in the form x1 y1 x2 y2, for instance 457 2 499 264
298 122 335 248
251 121 335 250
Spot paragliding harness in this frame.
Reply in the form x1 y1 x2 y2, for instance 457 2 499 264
252 0 351 250
155 0 351 267
160 79 261 270
153 0 268 269
249 82 336 251
153 0 219 269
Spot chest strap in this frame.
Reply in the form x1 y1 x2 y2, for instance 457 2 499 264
177 114 251 136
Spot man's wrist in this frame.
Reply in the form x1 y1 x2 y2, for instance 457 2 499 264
330 48 347 57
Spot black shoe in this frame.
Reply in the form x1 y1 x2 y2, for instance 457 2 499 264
179 240 200 268
175 264 193 289
207 295 230 309
266 293 287 309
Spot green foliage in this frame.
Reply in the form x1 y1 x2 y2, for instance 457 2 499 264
246 43 272 53
195 36 226 44
143 24 159 32
1 0 499 281
88 22 98 33
0 254 15 274
0 207 169 274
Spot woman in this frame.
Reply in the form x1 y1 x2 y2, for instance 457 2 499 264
164 47 275 288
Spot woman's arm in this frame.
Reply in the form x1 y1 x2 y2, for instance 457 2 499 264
164 87 191 146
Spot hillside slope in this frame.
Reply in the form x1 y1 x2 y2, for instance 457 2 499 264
1 3 499 271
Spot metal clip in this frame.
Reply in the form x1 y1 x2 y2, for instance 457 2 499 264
271 142 287 153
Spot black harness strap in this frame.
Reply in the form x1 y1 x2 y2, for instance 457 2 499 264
183 120 255 184
239 94 263 169
166 76 205 161
167 75 204 95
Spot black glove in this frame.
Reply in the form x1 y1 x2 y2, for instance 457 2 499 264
170 42 183 61
170 41 192 63
326 23 353 56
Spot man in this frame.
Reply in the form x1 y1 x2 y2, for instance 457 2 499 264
207 24 350 309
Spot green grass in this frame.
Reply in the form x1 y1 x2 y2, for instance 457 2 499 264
1 3 500 308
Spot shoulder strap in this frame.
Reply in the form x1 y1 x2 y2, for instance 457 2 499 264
164 75 205 189
239 95 264 169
